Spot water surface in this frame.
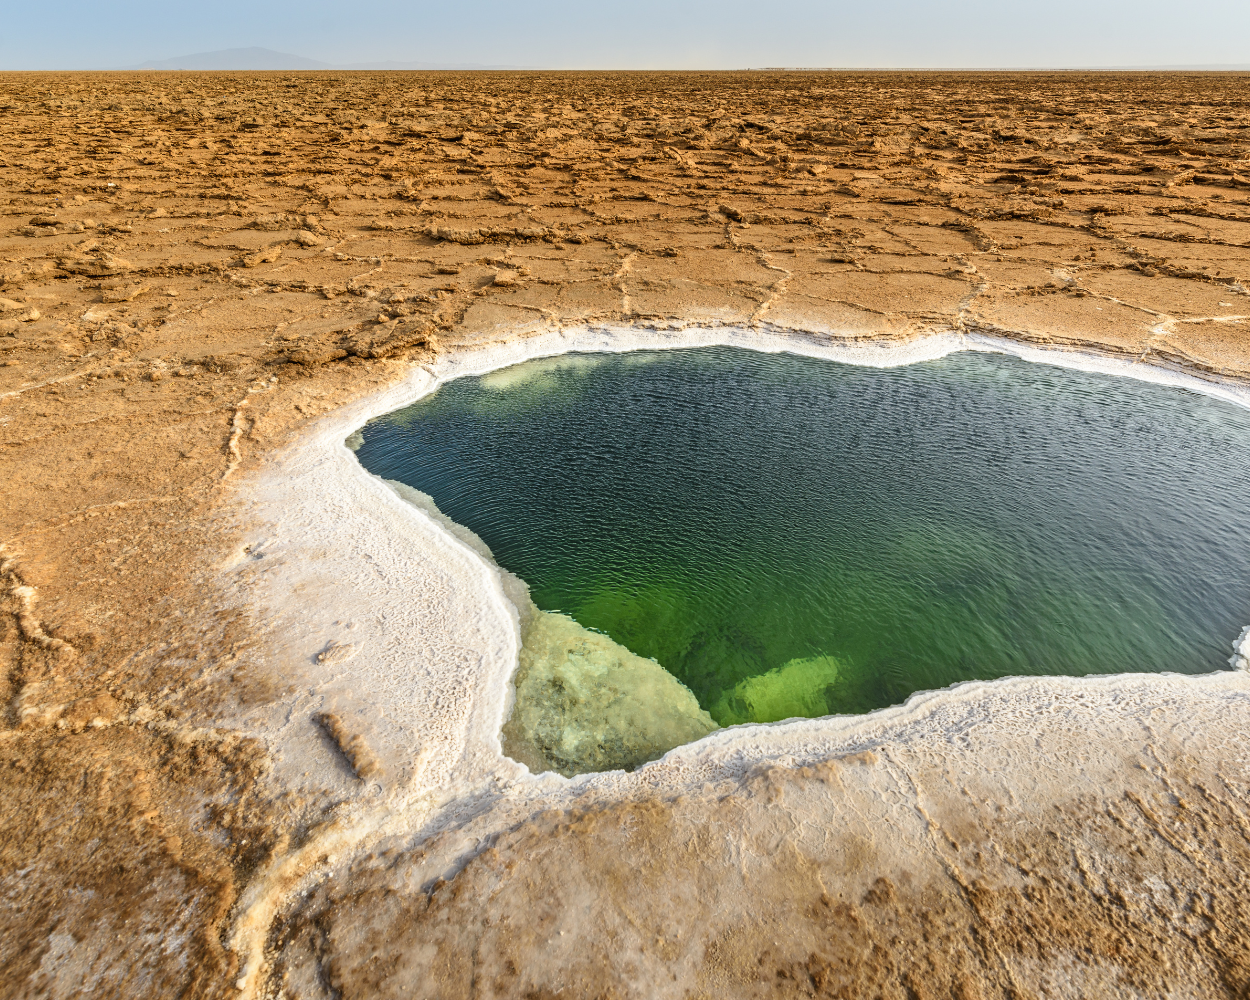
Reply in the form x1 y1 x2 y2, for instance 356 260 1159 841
356 347 1250 731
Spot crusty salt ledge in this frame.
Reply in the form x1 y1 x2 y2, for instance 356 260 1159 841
222 324 1250 997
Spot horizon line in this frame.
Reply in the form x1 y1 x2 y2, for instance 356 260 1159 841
4 65 1250 73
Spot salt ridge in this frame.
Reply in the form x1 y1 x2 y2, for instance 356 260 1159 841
223 325 1250 995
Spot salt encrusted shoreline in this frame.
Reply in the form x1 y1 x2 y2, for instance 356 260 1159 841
223 324 1250 995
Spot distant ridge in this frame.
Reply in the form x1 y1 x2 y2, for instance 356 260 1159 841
748 64 1250 72
123 50 1250 73
1126 64 1250 71
129 47 330 71
126 47 524 71
340 60 527 71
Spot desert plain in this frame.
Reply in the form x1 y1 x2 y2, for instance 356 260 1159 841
2 70 1250 999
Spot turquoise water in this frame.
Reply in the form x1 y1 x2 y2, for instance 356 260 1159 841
356 347 1250 728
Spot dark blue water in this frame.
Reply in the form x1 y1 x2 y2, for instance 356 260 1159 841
355 347 1250 725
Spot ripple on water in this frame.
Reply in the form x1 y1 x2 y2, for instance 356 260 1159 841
356 347 1250 776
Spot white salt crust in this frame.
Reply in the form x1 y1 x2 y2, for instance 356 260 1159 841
222 326 1250 994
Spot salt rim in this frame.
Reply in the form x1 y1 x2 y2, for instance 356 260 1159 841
222 324 1250 995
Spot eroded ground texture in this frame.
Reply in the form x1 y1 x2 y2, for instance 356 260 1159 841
2 71 1250 999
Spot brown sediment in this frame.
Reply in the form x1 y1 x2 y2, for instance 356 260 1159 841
278 739 1250 999
1 70 1249 998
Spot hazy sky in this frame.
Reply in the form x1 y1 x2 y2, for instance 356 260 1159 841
2 0 1248 70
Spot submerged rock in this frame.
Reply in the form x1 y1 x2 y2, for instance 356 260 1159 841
383 478 717 776
503 610 718 777
710 654 842 726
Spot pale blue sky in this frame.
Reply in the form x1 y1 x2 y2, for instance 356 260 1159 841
2 0 1247 70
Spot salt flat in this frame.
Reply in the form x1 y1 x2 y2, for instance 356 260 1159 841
2 71 1249 998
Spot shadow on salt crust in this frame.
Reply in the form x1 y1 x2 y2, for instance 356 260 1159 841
384 480 716 776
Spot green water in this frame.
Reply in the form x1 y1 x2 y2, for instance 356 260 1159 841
356 347 1250 739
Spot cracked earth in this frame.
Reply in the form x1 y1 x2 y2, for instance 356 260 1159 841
2 71 1250 999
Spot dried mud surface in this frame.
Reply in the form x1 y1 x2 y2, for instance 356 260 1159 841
290 739 1250 1000
2 71 1249 999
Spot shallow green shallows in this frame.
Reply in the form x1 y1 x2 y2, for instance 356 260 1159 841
356 347 1250 763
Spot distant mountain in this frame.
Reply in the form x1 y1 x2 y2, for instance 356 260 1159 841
129 47 331 71
126 47 525 71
